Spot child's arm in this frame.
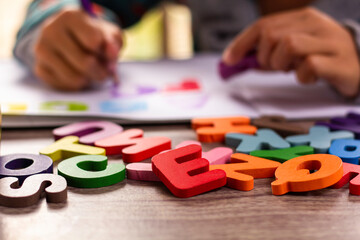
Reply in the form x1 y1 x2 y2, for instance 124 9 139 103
33 9 122 91
222 7 360 99
14 0 122 91
14 0 160 91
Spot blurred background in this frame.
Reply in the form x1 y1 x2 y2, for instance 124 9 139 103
0 0 193 61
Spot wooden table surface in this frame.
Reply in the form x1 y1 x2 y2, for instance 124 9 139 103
1 124 360 240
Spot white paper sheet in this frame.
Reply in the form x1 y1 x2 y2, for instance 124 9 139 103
226 70 360 119
0 54 359 127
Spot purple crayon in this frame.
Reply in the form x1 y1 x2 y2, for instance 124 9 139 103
218 50 260 80
80 0 96 16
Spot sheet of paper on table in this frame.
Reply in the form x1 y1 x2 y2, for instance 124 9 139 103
0 54 359 128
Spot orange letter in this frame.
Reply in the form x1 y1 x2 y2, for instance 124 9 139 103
210 153 281 191
191 116 257 142
271 154 343 195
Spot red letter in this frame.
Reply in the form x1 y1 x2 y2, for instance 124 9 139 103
95 129 171 163
332 162 360 195
152 144 226 198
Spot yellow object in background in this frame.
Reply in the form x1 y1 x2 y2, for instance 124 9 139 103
7 103 27 112
121 7 164 61
1 103 28 114
0 0 31 58
164 3 193 60
121 3 193 61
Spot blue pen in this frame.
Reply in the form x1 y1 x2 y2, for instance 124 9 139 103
79 0 120 88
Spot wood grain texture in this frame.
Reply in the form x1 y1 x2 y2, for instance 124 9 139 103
1 125 360 240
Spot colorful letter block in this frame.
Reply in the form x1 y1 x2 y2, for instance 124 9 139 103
252 115 307 136
329 139 360 164
0 174 67 208
175 140 233 165
40 136 105 162
332 162 360 195
53 121 123 145
126 140 233 181
57 155 125 188
271 154 343 195
95 129 171 162
317 112 360 138
126 163 160 181
191 116 257 142
226 129 290 154
285 126 354 153
210 153 281 191
152 144 226 198
0 154 53 184
250 146 314 163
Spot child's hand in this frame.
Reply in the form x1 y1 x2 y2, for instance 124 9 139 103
222 7 360 98
34 8 122 91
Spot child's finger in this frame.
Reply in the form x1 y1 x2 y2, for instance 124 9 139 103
54 30 106 79
104 37 121 63
222 23 260 66
34 64 66 90
295 57 318 85
308 56 358 97
36 25 108 84
256 28 279 70
256 22 325 69
36 47 88 90
35 63 84 91
295 55 334 85
222 8 325 68
269 34 335 71
56 34 108 81
102 24 122 65
63 10 104 53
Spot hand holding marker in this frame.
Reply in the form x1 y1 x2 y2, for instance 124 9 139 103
80 0 120 88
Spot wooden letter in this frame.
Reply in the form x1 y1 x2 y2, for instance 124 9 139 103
210 153 281 191
271 154 343 195
152 144 226 198
53 121 123 145
317 112 360 138
57 155 125 188
176 140 233 165
126 140 232 182
191 116 257 142
95 129 171 163
226 129 290 154
252 115 307 137
286 126 354 153
0 174 67 208
329 139 360 164
39 136 105 162
126 163 160 181
332 162 360 195
250 146 314 163
0 154 53 184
